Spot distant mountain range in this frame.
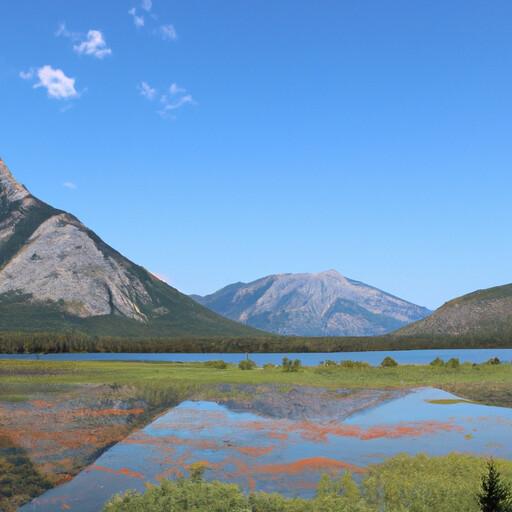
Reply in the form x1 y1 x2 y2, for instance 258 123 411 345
395 283 512 342
3 156 511 344
191 270 432 336
0 158 257 337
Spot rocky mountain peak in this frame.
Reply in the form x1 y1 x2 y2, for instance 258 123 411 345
0 157 257 337
318 269 341 277
193 270 432 336
0 158 30 203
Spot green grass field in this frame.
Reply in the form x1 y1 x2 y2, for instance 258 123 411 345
1 358 511 406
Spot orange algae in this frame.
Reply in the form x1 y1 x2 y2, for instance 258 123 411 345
90 465 144 480
126 432 221 451
30 400 54 409
240 418 463 443
267 431 289 441
255 457 365 476
235 446 275 457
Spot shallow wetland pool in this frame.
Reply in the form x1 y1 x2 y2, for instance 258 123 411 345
23 386 512 511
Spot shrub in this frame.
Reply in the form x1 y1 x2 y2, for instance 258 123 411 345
486 357 501 366
188 462 208 482
282 357 301 372
339 360 371 369
262 363 276 370
446 357 460 369
103 454 512 512
204 360 227 370
104 478 249 512
380 356 398 368
430 357 444 367
238 359 256 370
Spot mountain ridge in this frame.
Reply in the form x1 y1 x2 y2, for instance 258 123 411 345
192 270 431 336
0 157 259 337
395 282 512 341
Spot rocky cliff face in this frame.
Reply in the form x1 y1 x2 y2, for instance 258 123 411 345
0 158 256 337
192 270 431 336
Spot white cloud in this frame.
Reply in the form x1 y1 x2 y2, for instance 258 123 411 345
139 81 194 118
73 30 112 59
128 8 145 27
158 94 194 118
138 81 157 100
19 69 34 80
63 181 77 190
141 0 152 12
55 22 77 39
33 65 78 100
158 24 177 41
169 82 185 95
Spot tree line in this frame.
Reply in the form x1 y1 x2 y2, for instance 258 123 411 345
0 330 511 354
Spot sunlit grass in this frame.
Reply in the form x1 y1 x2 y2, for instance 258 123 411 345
1 359 511 406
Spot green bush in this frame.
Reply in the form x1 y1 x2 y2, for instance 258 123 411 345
238 359 257 370
430 357 445 367
486 357 501 365
104 478 250 512
103 454 512 512
282 357 302 372
446 357 460 369
380 356 398 368
0 437 52 512
339 360 371 369
204 360 228 370
321 359 338 367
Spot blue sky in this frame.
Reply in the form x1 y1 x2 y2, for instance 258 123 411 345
1 0 512 309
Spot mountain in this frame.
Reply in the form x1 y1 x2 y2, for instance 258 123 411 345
191 270 431 336
0 157 259 337
395 283 512 341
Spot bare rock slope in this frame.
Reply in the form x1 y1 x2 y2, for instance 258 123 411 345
0 158 257 336
192 270 431 336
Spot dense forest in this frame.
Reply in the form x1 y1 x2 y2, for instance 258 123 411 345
0 330 511 354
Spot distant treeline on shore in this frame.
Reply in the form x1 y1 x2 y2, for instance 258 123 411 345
0 331 511 354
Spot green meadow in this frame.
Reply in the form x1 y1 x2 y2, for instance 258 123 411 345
1 358 511 407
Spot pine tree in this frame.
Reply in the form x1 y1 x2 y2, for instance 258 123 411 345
478 459 511 512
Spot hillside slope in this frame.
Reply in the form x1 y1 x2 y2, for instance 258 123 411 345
0 158 259 337
192 270 431 336
395 283 512 341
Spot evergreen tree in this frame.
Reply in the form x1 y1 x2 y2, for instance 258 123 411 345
478 459 511 512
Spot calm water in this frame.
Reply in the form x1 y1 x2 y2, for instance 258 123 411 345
3 348 512 366
23 388 512 511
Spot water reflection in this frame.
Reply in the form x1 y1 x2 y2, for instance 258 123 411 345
24 388 512 512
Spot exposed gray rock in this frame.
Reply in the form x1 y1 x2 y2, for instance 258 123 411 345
0 157 257 336
0 159 30 203
193 270 431 336
0 213 151 319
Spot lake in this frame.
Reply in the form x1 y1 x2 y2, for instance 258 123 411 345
2 348 512 366
23 387 512 511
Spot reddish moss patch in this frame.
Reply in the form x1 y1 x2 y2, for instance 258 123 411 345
90 465 144 480
255 456 365 476
235 446 275 457
239 418 462 443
